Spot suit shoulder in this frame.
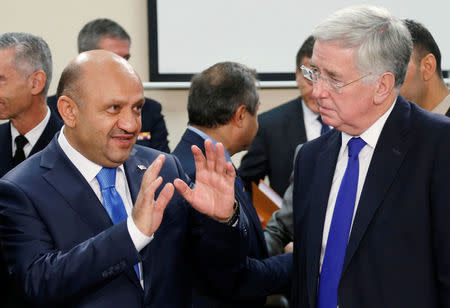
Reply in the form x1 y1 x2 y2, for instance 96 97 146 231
258 97 302 125
2 151 45 184
143 97 162 112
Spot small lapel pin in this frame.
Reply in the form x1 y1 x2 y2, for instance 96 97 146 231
138 164 147 170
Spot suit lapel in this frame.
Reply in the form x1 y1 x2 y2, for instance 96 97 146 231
41 137 113 235
0 123 14 177
30 111 63 156
342 96 414 273
304 131 341 307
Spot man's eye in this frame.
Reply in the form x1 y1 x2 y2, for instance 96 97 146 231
108 105 120 112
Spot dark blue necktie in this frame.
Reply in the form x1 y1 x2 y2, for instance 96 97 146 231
318 116 331 136
96 167 140 279
317 137 366 308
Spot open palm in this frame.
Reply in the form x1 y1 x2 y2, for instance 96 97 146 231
174 140 236 221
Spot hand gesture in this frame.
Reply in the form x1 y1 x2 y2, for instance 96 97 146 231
174 139 236 221
132 155 175 236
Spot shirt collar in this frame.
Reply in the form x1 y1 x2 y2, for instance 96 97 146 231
431 93 450 115
58 126 125 183
187 126 232 162
341 96 397 149
11 106 51 150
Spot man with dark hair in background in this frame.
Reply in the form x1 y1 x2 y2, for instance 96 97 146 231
47 18 170 152
400 19 450 116
0 32 62 308
239 35 329 197
173 61 292 308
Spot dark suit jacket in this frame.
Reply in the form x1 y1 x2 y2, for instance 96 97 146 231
0 110 63 178
239 96 307 196
47 95 170 153
173 129 291 308
0 136 245 307
0 110 62 308
291 95 450 308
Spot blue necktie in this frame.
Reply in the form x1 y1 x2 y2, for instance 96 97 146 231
96 167 140 279
318 116 331 136
317 137 366 308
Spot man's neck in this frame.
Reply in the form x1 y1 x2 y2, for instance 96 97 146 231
190 124 235 155
10 97 48 135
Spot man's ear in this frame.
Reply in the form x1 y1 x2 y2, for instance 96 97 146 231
295 69 302 88
29 70 46 95
373 72 395 105
232 105 247 128
420 53 437 81
57 95 79 128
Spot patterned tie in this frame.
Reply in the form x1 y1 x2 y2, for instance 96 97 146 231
13 135 28 166
317 137 366 308
317 116 331 136
96 167 140 279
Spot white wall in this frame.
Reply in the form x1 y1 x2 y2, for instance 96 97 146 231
0 0 300 166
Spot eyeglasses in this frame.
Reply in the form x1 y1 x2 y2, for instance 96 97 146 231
300 65 371 94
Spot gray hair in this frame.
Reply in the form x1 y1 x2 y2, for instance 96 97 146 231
0 32 53 95
312 5 412 88
78 18 131 53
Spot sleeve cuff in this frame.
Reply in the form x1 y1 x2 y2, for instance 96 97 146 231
127 217 154 251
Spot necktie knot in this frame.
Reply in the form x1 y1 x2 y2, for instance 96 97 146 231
15 135 28 149
347 137 366 158
96 167 117 190
317 116 331 135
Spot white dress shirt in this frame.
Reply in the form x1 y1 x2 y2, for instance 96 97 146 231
302 101 330 141
10 106 51 158
58 128 151 288
319 98 397 271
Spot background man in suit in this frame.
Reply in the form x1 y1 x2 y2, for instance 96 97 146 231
173 61 291 308
400 19 450 116
47 18 170 152
264 144 302 256
0 50 246 307
239 35 329 197
0 32 62 308
292 5 450 308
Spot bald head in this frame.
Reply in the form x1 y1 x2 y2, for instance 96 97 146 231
57 50 145 166
57 50 141 106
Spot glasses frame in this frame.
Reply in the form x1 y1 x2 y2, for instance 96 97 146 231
300 65 371 94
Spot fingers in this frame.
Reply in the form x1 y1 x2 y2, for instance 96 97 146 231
153 183 174 213
204 139 216 171
225 161 235 179
191 145 206 172
140 154 166 192
214 142 226 174
173 178 192 203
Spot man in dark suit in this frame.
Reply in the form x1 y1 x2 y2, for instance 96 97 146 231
399 19 450 116
47 18 170 152
291 5 450 308
0 32 63 308
0 50 247 307
173 62 291 308
239 35 329 197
